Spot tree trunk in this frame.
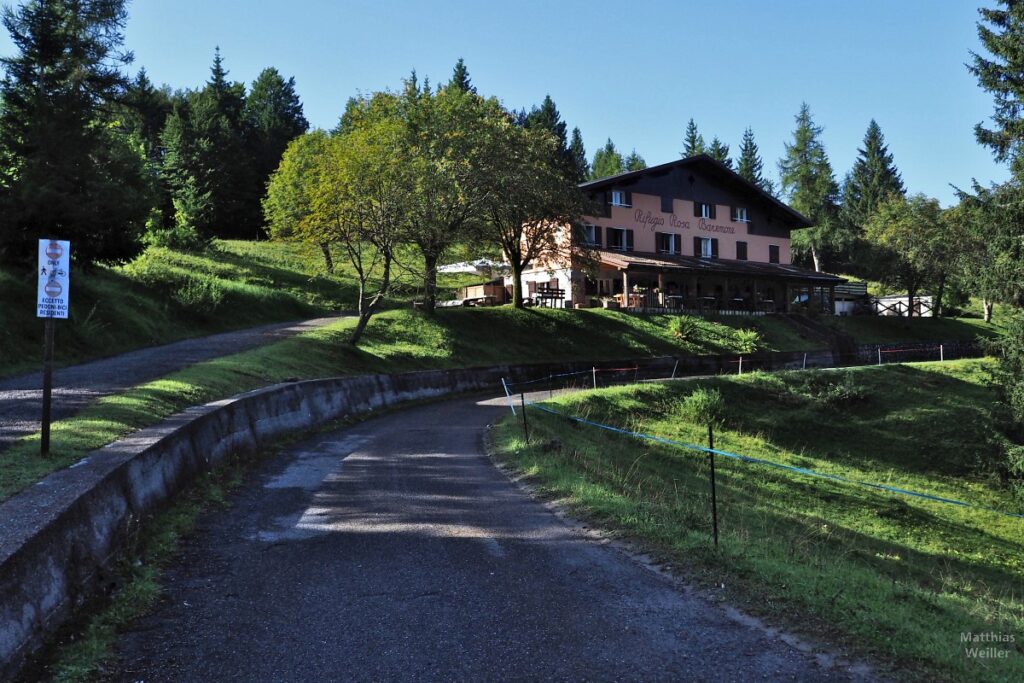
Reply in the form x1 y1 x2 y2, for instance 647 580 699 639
934 273 946 318
422 251 439 314
350 311 372 346
810 245 821 273
319 243 334 274
907 286 916 318
984 299 994 323
511 261 525 309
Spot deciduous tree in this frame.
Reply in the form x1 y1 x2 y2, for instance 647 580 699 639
864 194 945 316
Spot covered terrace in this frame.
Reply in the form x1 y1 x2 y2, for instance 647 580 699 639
585 251 845 315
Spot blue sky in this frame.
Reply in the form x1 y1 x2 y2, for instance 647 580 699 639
1 0 1008 204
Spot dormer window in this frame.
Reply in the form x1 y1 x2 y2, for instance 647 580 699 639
610 190 631 207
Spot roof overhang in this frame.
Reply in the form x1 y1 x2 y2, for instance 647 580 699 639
595 250 846 284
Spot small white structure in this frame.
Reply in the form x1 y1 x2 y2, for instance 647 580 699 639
438 259 509 277
873 294 934 317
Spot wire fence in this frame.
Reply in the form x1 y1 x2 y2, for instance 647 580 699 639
498 349 1023 523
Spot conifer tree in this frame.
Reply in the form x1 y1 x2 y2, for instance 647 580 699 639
778 103 840 271
682 118 705 157
970 2 1024 178
525 94 570 168
737 127 773 193
841 119 904 232
568 127 589 182
624 149 647 171
0 0 150 265
708 137 732 168
590 138 624 179
245 67 309 230
448 57 476 94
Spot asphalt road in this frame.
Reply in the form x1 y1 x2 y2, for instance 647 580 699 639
111 395 867 682
0 316 342 452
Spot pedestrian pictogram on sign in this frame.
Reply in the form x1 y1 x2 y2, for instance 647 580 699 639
37 239 70 320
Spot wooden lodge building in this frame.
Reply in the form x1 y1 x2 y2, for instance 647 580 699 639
511 155 844 313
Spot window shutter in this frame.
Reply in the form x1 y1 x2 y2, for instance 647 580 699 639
711 238 719 258
626 229 634 251
737 241 747 260
625 191 632 207
661 195 673 213
595 225 603 246
693 202 701 218
603 192 612 217
693 236 702 257
710 204 717 220
730 206 737 221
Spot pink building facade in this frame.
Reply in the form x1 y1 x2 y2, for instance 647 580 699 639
512 155 843 314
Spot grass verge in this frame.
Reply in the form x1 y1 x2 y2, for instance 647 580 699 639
489 359 1022 682
28 450 253 683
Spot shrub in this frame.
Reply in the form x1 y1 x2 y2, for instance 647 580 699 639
798 373 868 409
733 328 762 354
669 315 701 340
681 387 725 427
172 277 226 316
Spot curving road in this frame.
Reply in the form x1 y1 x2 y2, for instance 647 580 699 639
111 395 869 682
0 316 343 453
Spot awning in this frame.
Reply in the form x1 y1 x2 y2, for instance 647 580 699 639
596 250 845 284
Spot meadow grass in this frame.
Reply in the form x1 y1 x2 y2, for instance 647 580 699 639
490 359 1023 682
1 306 797 502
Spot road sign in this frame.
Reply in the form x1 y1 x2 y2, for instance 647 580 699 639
37 239 70 319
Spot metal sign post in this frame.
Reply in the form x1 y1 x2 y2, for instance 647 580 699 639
37 239 70 456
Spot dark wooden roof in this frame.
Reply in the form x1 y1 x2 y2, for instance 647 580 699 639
598 250 846 284
580 155 812 229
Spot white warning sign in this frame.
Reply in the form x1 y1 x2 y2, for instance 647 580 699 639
37 239 71 319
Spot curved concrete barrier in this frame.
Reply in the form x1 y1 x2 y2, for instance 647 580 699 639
9 343 977 677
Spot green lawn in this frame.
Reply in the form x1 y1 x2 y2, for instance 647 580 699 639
828 314 1000 345
0 240 478 378
490 359 1022 682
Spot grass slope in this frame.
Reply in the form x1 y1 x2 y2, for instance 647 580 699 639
490 360 1022 682
0 240 478 378
0 307 780 502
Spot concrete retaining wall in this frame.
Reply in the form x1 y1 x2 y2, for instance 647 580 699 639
0 344 981 678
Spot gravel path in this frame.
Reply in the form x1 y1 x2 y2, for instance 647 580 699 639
111 395 870 682
0 316 344 452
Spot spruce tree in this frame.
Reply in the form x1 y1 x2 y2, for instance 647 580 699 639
682 118 705 157
624 149 647 171
448 57 476 94
0 0 150 265
590 138 624 179
525 95 568 154
970 2 1024 178
737 127 768 188
245 67 309 231
841 119 904 232
778 103 841 271
568 127 589 182
708 137 732 168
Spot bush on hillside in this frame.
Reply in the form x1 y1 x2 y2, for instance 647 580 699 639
668 315 701 341
732 328 762 354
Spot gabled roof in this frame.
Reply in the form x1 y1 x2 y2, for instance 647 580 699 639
580 154 812 229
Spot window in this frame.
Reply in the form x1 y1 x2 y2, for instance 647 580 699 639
694 236 717 259
610 190 631 207
581 224 601 247
769 245 780 264
731 207 749 222
656 232 681 254
736 241 748 261
660 195 674 213
607 228 634 251
693 201 716 219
